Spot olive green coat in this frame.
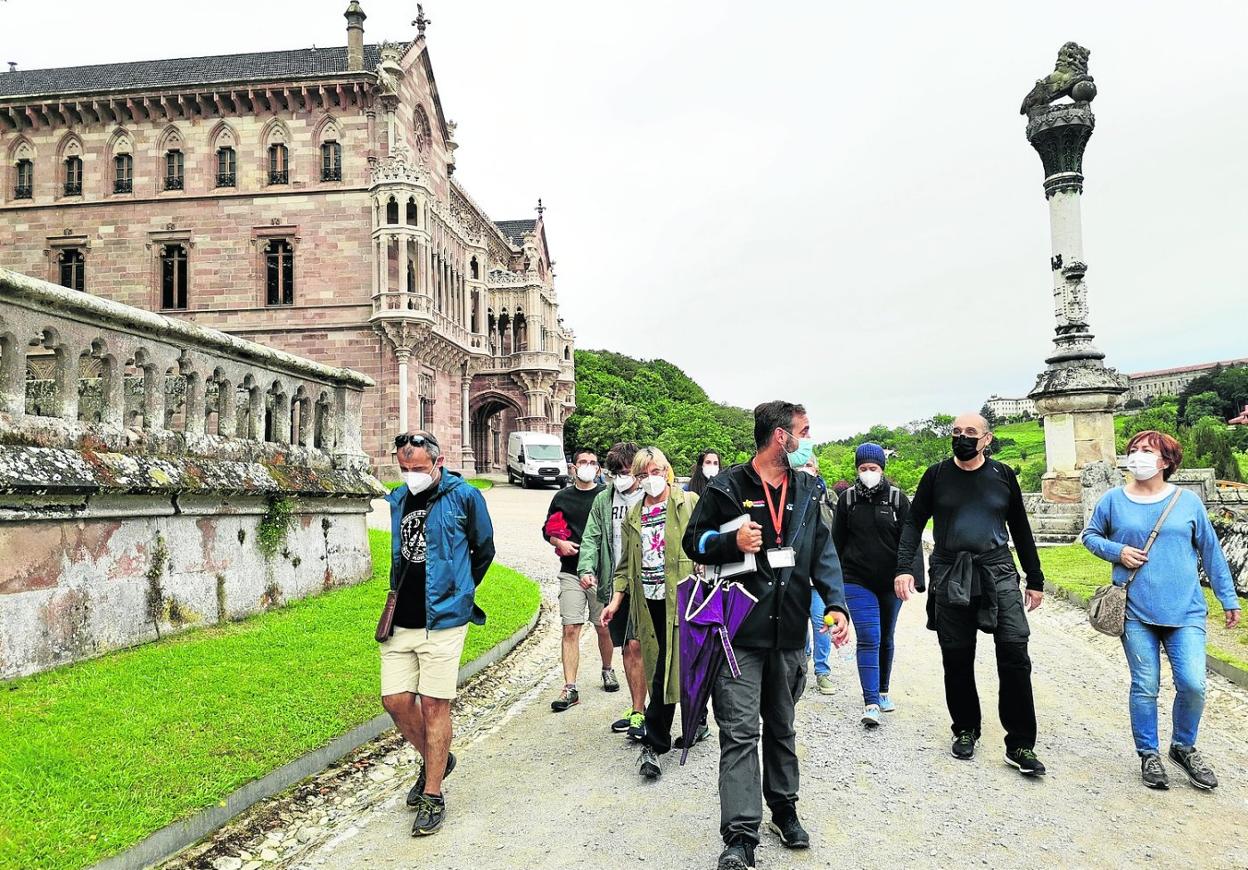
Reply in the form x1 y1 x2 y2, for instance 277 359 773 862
612 486 699 706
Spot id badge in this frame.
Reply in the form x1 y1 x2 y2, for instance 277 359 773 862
767 547 796 569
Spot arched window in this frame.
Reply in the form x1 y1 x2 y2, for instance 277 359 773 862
161 244 188 309
470 256 479 280
59 249 84 292
269 144 289 185
513 309 527 353
386 197 399 224
63 156 82 196
216 147 236 187
406 197 417 226
265 240 294 306
564 345 570 361
113 154 133 193
320 141 342 181
164 149 184 190
14 159 32 199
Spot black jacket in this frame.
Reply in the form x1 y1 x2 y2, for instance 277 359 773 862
682 459 848 650
831 483 926 595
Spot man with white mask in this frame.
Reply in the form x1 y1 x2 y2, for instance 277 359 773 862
544 447 612 711
380 431 496 837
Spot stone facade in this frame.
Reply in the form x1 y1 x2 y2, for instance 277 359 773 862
0 6 575 481
1126 357 1248 403
984 395 1036 419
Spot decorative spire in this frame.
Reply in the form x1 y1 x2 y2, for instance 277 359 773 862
535 198 546 218
412 4 432 36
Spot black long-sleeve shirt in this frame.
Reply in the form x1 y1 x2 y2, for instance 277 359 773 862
895 458 1044 590
832 484 926 595
542 483 604 574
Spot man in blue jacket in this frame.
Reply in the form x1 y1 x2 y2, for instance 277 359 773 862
380 431 496 837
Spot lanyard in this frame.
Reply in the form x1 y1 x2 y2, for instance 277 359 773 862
760 473 788 548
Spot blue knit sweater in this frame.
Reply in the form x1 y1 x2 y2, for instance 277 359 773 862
1082 486 1239 628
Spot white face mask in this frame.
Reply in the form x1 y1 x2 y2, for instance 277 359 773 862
702 463 719 478
858 470 883 489
576 465 598 483
613 474 636 493
641 475 667 498
403 471 435 494
1126 451 1161 481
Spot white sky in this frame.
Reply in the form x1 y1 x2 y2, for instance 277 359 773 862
3 0 1245 439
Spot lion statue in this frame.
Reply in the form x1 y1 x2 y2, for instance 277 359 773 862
1020 41 1097 114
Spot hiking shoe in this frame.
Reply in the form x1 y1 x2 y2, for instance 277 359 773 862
410 793 445 836
861 704 881 729
1141 753 1170 790
602 668 620 692
407 751 456 807
1169 745 1218 790
878 693 896 713
638 745 661 780
626 710 646 742
951 731 977 760
550 685 579 712
768 809 810 849
815 674 834 695
717 840 756 870
674 723 712 749
611 709 637 733
1005 747 1047 776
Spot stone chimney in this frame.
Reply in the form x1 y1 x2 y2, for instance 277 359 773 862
345 2 366 72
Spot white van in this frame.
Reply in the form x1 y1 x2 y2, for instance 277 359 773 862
506 431 569 489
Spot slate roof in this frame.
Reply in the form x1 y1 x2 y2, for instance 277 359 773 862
494 219 536 241
0 45 385 100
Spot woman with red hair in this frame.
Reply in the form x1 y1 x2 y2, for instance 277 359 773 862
1082 430 1241 791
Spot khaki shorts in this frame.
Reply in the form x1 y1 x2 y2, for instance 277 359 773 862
379 624 469 699
558 572 605 626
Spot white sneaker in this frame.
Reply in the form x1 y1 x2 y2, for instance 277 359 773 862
861 704 881 728
878 693 896 713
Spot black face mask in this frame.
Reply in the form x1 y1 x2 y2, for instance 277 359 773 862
951 435 982 461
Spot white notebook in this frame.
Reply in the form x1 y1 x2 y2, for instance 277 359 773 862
714 514 757 578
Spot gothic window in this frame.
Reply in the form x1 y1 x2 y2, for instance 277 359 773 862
406 197 417 226
161 244 188 309
564 345 570 361
514 310 528 353
470 256 479 280
164 150 184 190
63 156 82 196
216 147 236 187
386 197 399 224
59 248 84 292
14 159 32 199
406 260 416 294
320 141 342 181
269 144 289 184
265 240 294 306
113 154 133 193
413 106 432 156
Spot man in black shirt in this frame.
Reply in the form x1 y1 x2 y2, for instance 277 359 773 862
683 401 850 870
895 412 1047 776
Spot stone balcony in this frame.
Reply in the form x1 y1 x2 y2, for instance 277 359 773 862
0 267 385 679
370 289 488 357
478 349 562 375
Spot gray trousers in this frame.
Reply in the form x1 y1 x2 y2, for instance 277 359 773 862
711 646 807 846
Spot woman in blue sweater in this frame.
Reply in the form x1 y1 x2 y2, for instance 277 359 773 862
1082 430 1241 791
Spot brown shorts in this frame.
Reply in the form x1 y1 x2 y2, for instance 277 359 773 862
379 624 469 699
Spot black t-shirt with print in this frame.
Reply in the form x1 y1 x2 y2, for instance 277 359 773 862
394 488 433 629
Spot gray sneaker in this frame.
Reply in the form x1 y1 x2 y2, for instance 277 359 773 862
1141 753 1169 790
410 793 445 836
1169 745 1218 790
602 668 620 692
815 674 834 695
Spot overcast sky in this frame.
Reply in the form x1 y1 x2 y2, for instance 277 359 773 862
4 1 1245 439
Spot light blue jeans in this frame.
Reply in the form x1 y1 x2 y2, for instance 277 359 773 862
1121 620 1207 755
808 589 832 676
844 583 902 706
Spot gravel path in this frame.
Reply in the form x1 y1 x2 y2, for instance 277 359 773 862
171 484 1248 870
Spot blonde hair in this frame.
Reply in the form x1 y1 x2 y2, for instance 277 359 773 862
631 446 670 478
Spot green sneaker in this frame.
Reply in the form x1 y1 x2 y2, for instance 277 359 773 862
816 674 834 695
611 708 636 733
626 710 646 742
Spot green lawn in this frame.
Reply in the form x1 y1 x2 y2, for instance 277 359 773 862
0 529 538 870
383 477 494 492
1039 543 1248 671
992 420 1047 464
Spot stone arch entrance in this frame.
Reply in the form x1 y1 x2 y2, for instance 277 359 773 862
470 391 522 474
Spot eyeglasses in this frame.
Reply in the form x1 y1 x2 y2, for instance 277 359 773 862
394 432 439 449
950 428 983 438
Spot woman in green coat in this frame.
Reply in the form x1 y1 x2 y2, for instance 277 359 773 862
603 446 700 781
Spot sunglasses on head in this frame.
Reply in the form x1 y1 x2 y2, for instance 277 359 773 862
394 433 439 449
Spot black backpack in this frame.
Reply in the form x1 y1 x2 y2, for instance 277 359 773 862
845 484 902 524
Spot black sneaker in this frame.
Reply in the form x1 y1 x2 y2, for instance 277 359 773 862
550 685 579 712
768 809 810 849
407 751 456 807
674 723 712 749
1141 753 1170 790
1169 745 1218 790
611 709 637 733
638 745 661 780
626 710 646 742
951 730 977 760
1005 747 1047 776
717 840 756 870
410 793 445 836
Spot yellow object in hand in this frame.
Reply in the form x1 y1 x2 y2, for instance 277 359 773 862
823 613 837 626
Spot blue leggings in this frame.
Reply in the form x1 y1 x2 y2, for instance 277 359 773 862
844 583 902 706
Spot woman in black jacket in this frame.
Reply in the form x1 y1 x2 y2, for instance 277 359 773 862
832 443 925 728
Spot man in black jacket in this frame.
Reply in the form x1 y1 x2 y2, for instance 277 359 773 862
683 400 850 870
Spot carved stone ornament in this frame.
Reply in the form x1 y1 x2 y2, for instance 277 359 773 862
375 43 405 96
1020 41 1097 115
370 150 425 188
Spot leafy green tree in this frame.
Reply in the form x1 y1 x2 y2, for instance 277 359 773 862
1184 417 1243 482
1184 391 1224 425
980 403 999 430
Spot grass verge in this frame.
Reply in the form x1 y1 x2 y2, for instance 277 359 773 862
1038 543 1248 670
0 529 538 870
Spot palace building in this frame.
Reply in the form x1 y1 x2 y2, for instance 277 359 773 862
0 3 575 477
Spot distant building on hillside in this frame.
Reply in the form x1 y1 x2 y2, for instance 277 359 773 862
1127 358 1248 402
985 395 1036 419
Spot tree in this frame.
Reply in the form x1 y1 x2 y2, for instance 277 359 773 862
1184 391 1225 425
980 403 999 430
1124 397 1144 411
1185 417 1243 482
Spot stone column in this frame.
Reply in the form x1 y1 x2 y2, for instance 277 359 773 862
398 235 409 299
1022 46 1127 504
460 363 475 471
395 347 411 433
